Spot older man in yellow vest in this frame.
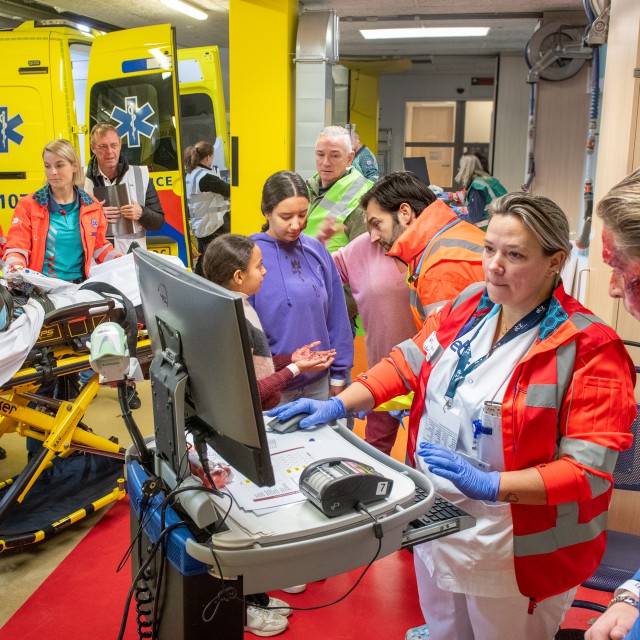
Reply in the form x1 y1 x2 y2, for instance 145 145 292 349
305 125 374 253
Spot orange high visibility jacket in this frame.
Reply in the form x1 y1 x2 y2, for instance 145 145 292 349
386 200 485 329
4 186 120 278
356 282 636 604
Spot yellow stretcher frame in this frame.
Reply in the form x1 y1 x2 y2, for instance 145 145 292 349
0 304 152 552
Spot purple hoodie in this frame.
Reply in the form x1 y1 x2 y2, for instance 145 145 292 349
249 232 353 390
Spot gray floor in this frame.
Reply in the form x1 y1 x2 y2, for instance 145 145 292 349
0 381 154 627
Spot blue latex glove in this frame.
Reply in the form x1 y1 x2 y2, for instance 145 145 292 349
354 409 371 420
417 442 500 501
266 397 347 428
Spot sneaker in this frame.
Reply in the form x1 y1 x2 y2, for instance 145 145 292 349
281 584 306 594
128 390 142 410
267 596 291 617
405 623 431 639
244 605 288 637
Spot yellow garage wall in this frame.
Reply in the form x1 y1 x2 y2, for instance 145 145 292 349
349 70 379 156
229 0 298 235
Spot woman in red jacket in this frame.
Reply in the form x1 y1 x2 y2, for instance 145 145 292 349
4 139 119 280
269 192 637 640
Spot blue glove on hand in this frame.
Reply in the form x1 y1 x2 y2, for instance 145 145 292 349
266 397 347 428
353 409 371 420
417 442 500 501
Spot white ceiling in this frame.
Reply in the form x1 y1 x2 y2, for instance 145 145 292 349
0 0 589 68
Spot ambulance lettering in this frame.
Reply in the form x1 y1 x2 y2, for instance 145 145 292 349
0 107 24 153
110 96 156 148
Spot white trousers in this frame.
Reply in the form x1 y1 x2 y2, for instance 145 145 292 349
414 550 577 640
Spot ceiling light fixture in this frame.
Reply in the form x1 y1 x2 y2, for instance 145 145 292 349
160 0 208 21
360 27 490 40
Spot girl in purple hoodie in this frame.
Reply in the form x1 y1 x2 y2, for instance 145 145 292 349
249 171 353 403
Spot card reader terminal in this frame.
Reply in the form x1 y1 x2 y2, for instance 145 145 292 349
299 457 393 517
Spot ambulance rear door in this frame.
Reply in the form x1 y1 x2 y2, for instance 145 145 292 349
86 24 191 266
177 46 229 179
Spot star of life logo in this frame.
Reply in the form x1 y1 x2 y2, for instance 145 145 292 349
0 107 24 153
109 96 156 148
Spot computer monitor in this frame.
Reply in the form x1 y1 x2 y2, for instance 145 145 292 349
403 156 431 186
133 248 275 487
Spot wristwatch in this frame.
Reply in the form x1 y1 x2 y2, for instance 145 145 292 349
608 594 639 610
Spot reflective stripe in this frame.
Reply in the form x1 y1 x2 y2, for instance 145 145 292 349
410 286 448 322
513 502 607 557
556 341 576 410
451 282 486 311
4 248 29 265
526 383 558 408
383 356 413 391
397 338 425 377
317 173 369 220
585 471 612 498
95 247 119 262
572 312 605 331
559 436 619 475
423 237 484 259
409 289 426 321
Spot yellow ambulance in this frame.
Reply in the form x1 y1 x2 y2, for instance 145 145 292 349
0 20 229 267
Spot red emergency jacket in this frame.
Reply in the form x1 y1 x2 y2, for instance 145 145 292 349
357 282 636 604
4 186 119 277
387 199 485 329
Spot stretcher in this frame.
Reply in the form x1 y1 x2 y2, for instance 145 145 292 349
0 263 160 552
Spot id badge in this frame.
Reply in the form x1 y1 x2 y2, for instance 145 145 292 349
423 402 460 451
423 331 440 362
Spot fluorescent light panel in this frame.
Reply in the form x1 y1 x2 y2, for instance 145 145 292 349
160 0 208 21
360 27 490 40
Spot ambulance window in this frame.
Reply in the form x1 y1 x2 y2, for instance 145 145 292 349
89 74 178 171
69 44 91 166
179 93 216 149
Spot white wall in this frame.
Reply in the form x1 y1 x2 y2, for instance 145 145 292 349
379 67 496 176
493 54 530 192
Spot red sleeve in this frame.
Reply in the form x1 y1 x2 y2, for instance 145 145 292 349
272 354 292 372
257 368 294 410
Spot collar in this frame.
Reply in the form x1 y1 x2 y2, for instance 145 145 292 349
387 199 458 264
47 186 79 213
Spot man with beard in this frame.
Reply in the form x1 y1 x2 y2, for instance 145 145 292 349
362 171 486 330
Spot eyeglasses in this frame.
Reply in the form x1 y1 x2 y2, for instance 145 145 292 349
95 143 120 152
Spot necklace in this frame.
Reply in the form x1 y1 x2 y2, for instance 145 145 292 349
500 317 509 337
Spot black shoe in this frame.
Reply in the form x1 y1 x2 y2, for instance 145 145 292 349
128 390 142 410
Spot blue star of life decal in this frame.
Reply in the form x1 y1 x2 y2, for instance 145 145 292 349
110 96 156 148
0 107 24 153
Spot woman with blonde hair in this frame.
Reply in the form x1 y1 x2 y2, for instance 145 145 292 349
453 154 507 230
4 139 118 281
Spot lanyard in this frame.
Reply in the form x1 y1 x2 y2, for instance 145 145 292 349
408 218 461 284
443 298 551 408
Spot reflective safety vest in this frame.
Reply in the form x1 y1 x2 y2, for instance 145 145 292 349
387 200 485 329
185 167 229 238
306 168 373 253
356 282 637 604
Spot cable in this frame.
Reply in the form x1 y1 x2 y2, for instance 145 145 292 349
248 502 384 614
116 520 189 640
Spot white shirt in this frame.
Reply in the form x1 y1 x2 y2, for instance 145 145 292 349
415 306 538 596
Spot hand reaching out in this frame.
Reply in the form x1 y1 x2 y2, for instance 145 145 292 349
291 342 336 367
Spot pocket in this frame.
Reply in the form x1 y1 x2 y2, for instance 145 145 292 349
569 376 623 434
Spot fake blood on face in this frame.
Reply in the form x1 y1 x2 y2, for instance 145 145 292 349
603 227 640 320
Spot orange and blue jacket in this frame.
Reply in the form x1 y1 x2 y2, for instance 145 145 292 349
357 282 636 604
4 186 119 277
386 199 485 330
